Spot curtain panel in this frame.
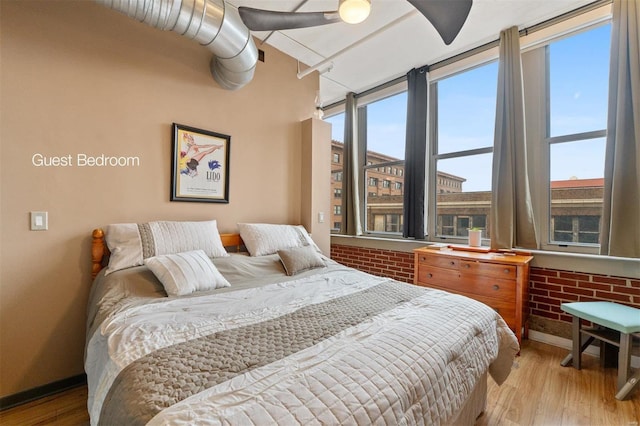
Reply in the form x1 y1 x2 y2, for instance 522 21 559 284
490 26 538 250
342 92 363 236
600 0 640 258
403 67 428 239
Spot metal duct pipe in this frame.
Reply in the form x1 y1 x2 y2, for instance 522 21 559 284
96 0 258 90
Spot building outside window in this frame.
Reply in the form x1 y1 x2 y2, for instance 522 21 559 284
333 153 340 163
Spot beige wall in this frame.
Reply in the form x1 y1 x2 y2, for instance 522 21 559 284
0 0 319 397
301 118 331 254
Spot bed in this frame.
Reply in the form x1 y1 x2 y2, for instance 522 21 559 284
85 220 519 425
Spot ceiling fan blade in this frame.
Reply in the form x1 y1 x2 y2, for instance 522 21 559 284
407 0 472 45
238 7 341 31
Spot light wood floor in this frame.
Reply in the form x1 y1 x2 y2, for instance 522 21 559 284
1 340 638 425
478 340 639 425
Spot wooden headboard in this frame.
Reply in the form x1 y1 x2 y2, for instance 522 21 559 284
91 228 244 279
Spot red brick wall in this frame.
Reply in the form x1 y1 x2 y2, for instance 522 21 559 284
331 244 640 325
330 244 414 283
529 267 640 323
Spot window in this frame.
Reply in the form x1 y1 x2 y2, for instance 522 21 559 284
542 23 610 250
552 216 601 244
333 153 340 163
332 171 343 182
363 91 407 234
334 188 342 198
371 214 403 233
331 11 611 256
430 62 498 241
549 26 609 137
385 214 402 232
438 215 454 236
334 205 342 215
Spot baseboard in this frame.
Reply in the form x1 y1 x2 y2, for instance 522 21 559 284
0 374 87 411
528 330 640 368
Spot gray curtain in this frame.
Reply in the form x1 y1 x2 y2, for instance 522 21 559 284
341 92 363 235
490 26 538 250
403 67 428 239
600 0 640 257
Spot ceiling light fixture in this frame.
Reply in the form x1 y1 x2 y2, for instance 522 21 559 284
338 0 371 24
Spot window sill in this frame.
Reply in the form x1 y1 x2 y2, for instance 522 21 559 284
331 234 640 278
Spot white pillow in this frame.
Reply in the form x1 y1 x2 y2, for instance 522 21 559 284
104 223 144 275
238 223 319 257
144 250 230 296
104 220 228 275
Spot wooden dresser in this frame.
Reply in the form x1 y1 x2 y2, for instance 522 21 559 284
413 247 533 343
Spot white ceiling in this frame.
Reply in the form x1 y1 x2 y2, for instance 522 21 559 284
227 0 597 105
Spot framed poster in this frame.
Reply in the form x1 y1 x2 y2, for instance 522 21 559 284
171 123 230 203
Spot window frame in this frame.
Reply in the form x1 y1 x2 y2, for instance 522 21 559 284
358 86 408 235
527 21 610 255
427 60 498 245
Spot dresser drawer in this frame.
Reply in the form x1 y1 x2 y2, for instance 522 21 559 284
416 264 459 287
417 253 460 270
472 296 517 329
459 260 517 280
457 275 515 301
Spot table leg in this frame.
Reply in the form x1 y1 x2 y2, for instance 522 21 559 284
572 315 582 370
616 369 640 400
618 332 631 391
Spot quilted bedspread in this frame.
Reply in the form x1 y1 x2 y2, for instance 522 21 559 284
85 256 519 425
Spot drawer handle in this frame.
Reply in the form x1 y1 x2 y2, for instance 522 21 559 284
503 269 510 274
450 261 455 265
492 285 500 291
463 263 470 268
427 273 433 278
421 257 426 261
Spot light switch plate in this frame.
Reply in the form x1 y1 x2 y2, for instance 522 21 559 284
30 211 48 231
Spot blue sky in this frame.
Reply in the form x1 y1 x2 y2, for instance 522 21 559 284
326 23 611 192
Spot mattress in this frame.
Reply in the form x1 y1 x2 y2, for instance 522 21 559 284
85 254 519 425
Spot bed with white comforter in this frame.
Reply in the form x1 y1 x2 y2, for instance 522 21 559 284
85 250 519 425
